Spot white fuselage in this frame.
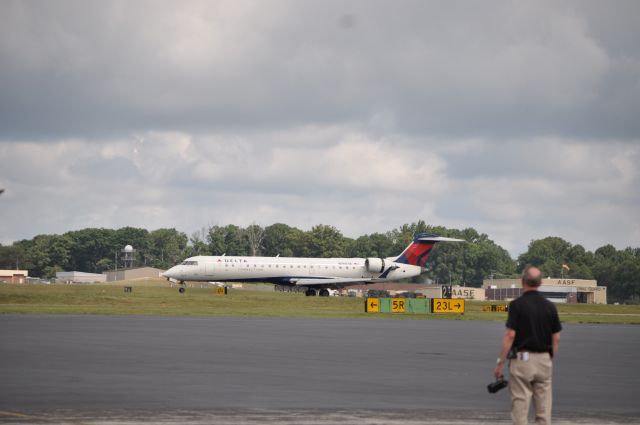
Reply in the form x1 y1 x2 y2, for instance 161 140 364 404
163 255 422 286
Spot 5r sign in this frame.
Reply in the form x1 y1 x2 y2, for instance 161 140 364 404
392 298 406 313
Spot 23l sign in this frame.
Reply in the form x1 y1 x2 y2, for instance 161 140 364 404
432 298 465 314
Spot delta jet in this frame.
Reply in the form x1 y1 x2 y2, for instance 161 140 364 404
162 233 463 296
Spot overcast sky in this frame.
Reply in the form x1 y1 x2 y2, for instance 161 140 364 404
1 0 639 257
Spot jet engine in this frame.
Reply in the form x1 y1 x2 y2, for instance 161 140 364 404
365 258 385 273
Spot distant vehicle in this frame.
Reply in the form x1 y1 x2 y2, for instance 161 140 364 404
163 234 463 296
326 288 339 297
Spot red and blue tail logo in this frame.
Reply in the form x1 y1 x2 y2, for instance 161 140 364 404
394 233 462 267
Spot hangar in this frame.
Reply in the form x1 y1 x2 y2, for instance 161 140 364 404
103 266 165 282
0 269 28 284
483 278 607 304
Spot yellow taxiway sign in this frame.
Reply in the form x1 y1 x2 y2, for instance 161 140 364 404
366 298 380 313
391 298 406 313
432 298 465 314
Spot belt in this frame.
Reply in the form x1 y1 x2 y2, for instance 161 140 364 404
515 351 549 360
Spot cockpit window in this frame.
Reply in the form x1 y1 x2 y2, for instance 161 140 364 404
181 261 198 266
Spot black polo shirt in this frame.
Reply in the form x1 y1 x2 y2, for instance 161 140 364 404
506 290 562 356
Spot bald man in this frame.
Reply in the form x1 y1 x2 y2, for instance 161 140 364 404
494 266 562 425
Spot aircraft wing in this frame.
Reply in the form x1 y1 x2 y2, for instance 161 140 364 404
291 277 382 287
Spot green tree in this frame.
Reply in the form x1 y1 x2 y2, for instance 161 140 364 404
245 224 265 256
189 227 210 256
612 260 640 302
206 225 227 255
288 227 312 257
0 244 24 269
517 237 573 276
307 225 349 258
262 223 295 257
95 258 114 272
65 228 116 272
148 228 188 268
207 225 249 256
348 235 373 258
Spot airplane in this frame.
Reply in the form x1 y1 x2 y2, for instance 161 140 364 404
162 233 463 295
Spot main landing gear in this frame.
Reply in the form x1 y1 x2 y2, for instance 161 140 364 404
305 288 331 297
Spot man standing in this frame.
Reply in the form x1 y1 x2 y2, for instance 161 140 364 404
494 266 562 425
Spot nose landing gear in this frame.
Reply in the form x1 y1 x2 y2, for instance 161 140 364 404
178 281 186 293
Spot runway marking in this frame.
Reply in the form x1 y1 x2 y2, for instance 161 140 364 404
0 410 86 424
563 313 640 317
0 410 40 419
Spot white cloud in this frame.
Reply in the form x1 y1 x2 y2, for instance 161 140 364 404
1 134 638 256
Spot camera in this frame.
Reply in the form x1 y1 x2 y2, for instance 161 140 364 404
487 378 508 393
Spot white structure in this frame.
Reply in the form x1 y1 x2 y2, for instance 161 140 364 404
56 271 107 284
121 245 136 269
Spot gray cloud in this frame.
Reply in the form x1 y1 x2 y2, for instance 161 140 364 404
1 1 639 140
0 1 639 257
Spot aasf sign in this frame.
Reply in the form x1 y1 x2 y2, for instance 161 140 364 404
555 279 576 286
452 288 476 299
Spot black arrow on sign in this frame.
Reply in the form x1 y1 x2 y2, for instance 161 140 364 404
454 303 461 309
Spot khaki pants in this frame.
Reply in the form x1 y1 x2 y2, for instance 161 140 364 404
509 352 553 425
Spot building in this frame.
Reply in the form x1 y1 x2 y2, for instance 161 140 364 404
0 269 29 284
483 278 606 304
451 285 486 300
103 266 165 282
56 271 107 284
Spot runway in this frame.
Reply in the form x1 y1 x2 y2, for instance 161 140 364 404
1 315 638 423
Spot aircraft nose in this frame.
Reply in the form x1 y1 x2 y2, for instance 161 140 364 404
162 267 176 278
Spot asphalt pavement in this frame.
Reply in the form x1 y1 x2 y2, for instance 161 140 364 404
1 315 638 424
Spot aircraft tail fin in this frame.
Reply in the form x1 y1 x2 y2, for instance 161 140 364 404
393 233 464 267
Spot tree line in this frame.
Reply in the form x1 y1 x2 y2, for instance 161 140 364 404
0 221 638 302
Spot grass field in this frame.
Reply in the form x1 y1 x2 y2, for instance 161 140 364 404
1 282 639 324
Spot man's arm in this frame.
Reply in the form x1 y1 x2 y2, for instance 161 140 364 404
552 332 561 358
494 327 515 379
